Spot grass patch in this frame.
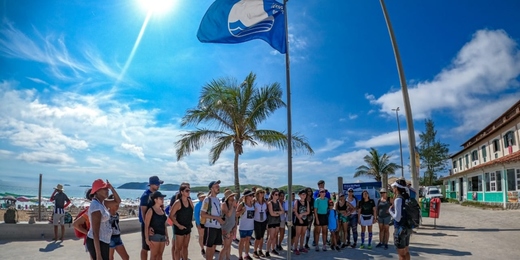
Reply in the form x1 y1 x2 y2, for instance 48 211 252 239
447 198 459 204
460 200 503 209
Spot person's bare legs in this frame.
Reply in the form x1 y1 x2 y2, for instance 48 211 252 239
114 245 129 260
277 226 285 249
321 226 328 248
53 225 58 240
313 226 320 248
205 245 216 260
140 249 148 260
60 225 65 240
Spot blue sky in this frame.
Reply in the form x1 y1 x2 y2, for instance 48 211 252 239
1 0 520 190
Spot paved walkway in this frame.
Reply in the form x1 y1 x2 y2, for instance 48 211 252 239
1 203 519 259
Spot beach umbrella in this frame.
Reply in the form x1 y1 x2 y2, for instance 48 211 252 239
3 195 16 201
16 196 30 202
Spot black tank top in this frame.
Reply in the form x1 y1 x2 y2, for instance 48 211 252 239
337 201 347 211
150 208 167 235
176 199 193 229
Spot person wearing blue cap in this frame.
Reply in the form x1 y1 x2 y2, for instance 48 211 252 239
139 175 163 260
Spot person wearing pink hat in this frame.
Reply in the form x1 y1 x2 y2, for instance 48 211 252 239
86 179 121 260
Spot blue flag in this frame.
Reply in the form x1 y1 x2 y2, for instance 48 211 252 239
197 0 286 54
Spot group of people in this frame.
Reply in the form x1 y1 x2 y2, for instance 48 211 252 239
61 175 412 260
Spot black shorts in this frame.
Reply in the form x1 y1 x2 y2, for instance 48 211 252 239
394 226 411 249
267 223 280 229
86 237 110 259
140 224 150 251
294 217 308 226
203 227 223 247
174 226 191 236
314 214 328 226
254 221 267 240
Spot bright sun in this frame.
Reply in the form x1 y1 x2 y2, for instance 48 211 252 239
138 0 176 15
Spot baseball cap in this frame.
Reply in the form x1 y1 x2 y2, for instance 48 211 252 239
148 176 164 186
208 180 221 189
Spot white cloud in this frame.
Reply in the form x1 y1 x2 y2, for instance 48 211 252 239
120 143 145 160
316 138 344 153
355 130 410 148
17 151 75 164
327 149 368 167
348 113 358 120
370 29 520 134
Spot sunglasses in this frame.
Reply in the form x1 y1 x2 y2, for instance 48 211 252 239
184 189 191 192
320 191 326 193
273 193 279 196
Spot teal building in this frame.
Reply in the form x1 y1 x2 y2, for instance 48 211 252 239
442 101 520 209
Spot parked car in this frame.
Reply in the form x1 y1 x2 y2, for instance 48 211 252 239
424 186 443 199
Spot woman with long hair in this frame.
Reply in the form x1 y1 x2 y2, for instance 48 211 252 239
169 185 194 260
390 179 412 260
168 182 190 258
237 190 255 260
376 188 392 250
86 179 121 260
313 189 329 252
293 189 309 255
266 189 283 257
145 191 169 260
335 193 352 248
345 188 358 248
252 188 267 258
276 190 286 251
107 194 129 260
357 190 376 249
220 190 237 260
304 187 314 249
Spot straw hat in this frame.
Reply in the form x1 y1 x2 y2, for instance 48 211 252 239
54 184 64 191
224 190 237 201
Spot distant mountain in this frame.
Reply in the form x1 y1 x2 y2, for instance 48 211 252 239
117 182 180 191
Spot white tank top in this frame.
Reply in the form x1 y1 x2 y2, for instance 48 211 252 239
239 203 255 231
253 201 267 222
348 197 357 215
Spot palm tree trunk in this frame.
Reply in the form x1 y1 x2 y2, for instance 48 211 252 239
382 173 388 190
234 151 240 198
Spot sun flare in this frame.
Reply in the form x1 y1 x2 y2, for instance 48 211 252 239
138 0 176 15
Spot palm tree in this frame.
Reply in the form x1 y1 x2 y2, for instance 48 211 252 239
175 72 314 196
354 147 401 189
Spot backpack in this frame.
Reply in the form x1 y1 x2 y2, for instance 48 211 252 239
74 207 90 239
401 196 420 228
64 212 73 224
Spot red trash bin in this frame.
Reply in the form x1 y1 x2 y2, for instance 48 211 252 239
429 197 441 218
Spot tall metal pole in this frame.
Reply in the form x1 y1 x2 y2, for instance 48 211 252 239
283 1 293 259
393 107 405 178
380 0 419 191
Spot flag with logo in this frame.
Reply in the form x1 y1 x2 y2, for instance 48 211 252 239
197 0 286 54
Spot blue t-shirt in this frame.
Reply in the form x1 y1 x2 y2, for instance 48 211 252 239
139 189 152 223
328 209 337 230
194 200 203 226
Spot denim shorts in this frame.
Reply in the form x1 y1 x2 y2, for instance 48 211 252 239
239 230 253 238
378 216 392 225
109 235 123 248
149 234 167 242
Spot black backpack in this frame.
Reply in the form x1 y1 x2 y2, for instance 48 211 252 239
400 196 420 228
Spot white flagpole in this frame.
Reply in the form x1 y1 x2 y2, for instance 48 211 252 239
283 0 293 259
379 0 419 192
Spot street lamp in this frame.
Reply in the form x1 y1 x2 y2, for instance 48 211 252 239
392 107 405 178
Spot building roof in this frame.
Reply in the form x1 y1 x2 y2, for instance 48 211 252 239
451 100 520 158
442 150 520 180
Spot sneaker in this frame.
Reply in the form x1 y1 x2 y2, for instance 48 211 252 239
265 251 270 258
359 244 365 249
367 244 372 249
341 243 347 248
336 246 341 251
258 250 265 257
276 245 283 251
312 241 316 247
375 243 383 248
300 247 308 253
253 251 260 258
271 249 279 255
304 244 310 250
351 243 357 249
384 244 389 250
245 256 253 260
294 249 300 255
315 246 320 252
322 246 327 251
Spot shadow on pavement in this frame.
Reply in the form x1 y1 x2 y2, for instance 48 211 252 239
415 232 458 237
422 224 520 232
39 241 64 252
410 246 472 257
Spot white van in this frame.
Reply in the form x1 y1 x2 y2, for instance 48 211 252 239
424 186 443 199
